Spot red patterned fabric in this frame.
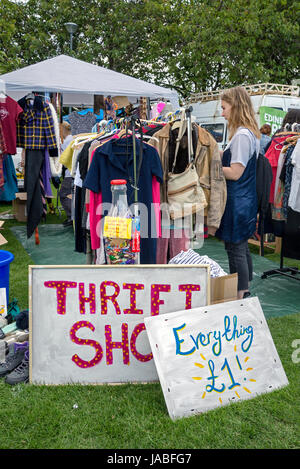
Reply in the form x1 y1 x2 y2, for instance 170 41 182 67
0 121 6 189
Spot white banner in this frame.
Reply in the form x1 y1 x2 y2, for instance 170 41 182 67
145 297 289 420
29 265 209 385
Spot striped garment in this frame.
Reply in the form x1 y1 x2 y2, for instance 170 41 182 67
169 249 227 278
17 99 58 155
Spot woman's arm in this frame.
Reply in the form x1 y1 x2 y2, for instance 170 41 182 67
223 163 245 181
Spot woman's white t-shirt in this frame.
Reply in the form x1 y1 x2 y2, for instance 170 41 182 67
226 127 260 167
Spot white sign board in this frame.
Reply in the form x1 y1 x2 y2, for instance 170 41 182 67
0 288 7 317
29 265 209 385
145 297 289 420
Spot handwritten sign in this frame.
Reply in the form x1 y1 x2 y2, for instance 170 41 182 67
144 297 288 420
29 265 209 385
103 216 132 239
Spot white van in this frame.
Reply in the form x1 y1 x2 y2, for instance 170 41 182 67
188 83 300 149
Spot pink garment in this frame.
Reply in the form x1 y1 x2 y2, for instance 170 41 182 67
89 191 102 250
152 175 161 238
156 229 190 265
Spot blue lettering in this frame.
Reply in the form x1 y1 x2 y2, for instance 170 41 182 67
173 323 196 356
206 360 225 393
222 315 232 342
242 325 254 352
212 330 222 356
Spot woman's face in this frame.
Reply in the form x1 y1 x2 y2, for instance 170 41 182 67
221 100 232 121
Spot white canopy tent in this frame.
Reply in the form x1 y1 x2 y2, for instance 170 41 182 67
0 54 179 108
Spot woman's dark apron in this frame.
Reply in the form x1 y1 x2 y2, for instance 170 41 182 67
216 146 257 243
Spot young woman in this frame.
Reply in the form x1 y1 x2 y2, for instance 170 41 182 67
215 87 261 299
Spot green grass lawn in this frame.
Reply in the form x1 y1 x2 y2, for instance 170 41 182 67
0 201 299 450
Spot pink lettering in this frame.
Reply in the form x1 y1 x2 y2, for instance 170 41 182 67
44 280 77 315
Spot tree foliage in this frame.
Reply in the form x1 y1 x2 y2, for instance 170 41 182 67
1 0 299 98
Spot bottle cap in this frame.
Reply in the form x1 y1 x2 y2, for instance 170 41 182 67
110 179 127 185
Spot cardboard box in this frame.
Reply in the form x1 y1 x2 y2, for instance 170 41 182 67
210 273 238 304
12 192 27 222
0 221 7 246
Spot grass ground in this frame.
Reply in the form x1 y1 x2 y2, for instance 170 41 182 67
0 200 299 450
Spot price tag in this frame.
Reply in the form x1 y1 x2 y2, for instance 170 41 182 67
103 216 132 239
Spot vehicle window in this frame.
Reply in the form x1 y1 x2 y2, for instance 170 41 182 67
200 123 224 142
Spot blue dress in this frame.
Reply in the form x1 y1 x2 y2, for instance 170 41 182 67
216 146 257 244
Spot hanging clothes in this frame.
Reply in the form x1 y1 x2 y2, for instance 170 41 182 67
288 138 300 213
0 121 6 190
68 111 97 135
47 102 62 178
0 95 23 155
264 133 295 203
0 96 23 199
149 122 226 232
17 96 58 155
0 116 7 156
272 139 299 221
83 135 163 264
282 207 300 261
104 96 118 120
256 152 273 223
16 95 58 238
0 154 18 201
268 141 300 260
256 152 273 243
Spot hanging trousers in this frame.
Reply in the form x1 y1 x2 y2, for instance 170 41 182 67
25 150 45 238
156 228 190 264
224 239 253 291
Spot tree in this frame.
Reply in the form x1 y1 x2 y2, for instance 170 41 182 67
0 0 26 73
1 0 299 99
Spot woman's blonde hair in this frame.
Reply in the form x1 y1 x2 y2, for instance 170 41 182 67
221 86 260 140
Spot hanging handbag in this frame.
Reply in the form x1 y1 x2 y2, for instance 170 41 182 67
167 118 207 220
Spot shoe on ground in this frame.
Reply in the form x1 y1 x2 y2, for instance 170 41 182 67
0 342 28 377
243 291 251 299
5 350 29 385
62 219 73 227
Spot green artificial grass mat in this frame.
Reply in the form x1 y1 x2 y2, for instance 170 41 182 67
0 202 299 450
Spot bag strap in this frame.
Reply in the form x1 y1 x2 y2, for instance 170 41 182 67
127 119 144 204
171 111 187 173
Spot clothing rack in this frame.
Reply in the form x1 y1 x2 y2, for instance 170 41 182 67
262 133 300 281
261 236 300 281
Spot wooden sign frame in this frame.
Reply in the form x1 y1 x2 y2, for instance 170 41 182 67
29 264 210 385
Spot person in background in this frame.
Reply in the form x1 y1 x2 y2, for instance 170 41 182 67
215 86 261 300
259 124 271 155
264 109 300 155
280 108 300 132
59 122 73 227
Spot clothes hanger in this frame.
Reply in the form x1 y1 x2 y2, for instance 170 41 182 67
291 123 300 132
25 92 35 100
